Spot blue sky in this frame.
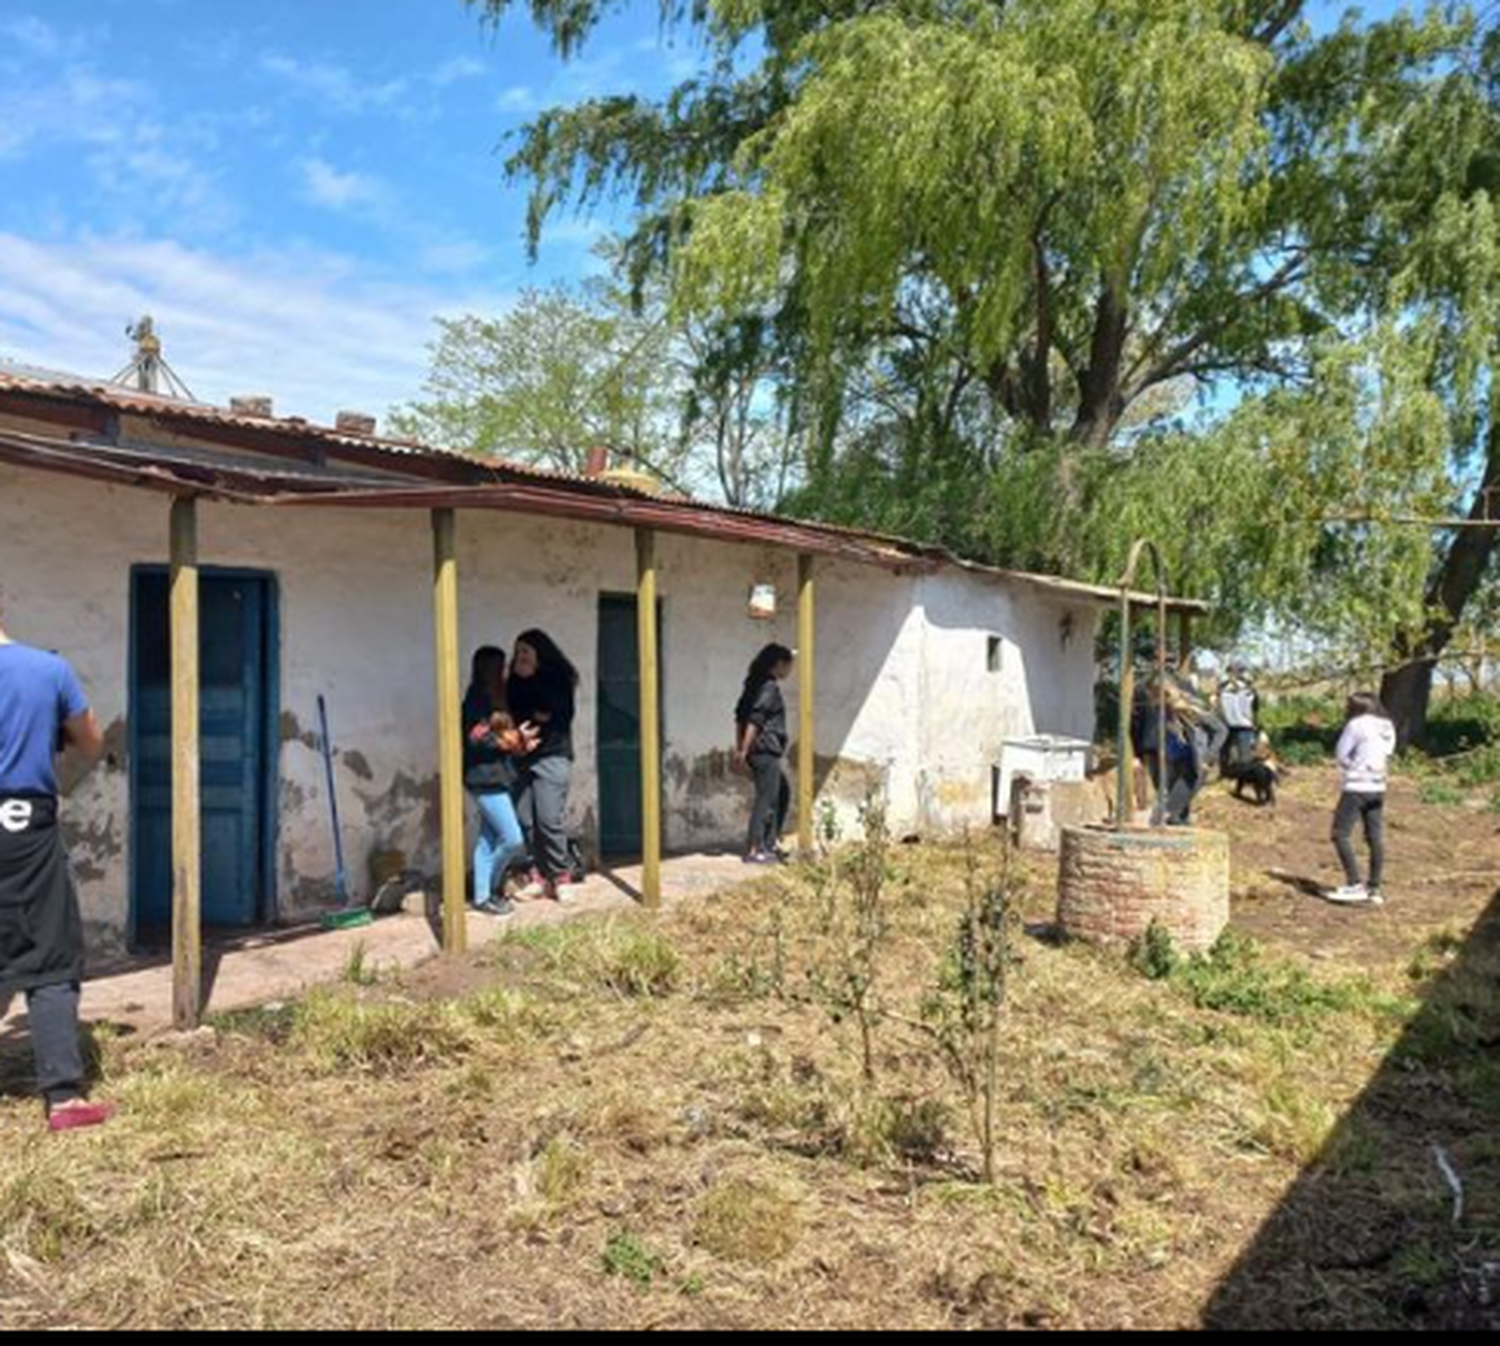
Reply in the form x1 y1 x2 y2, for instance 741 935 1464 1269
0 0 1412 424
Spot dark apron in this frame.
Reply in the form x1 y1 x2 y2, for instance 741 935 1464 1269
0 795 85 994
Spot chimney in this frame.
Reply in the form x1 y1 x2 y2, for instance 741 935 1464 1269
584 445 611 479
230 396 275 419
336 410 378 437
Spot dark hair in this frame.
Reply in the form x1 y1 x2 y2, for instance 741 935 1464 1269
737 644 794 724
470 645 506 689
1347 691 1388 721
515 629 580 688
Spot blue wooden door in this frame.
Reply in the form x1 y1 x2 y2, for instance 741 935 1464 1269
132 571 273 937
596 595 664 858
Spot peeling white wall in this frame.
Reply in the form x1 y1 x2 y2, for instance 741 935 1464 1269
0 458 1100 955
914 569 1099 831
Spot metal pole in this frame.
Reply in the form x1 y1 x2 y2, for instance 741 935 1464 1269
1115 541 1176 832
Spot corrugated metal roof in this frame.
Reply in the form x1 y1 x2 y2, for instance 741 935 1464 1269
0 369 1210 613
0 366 479 465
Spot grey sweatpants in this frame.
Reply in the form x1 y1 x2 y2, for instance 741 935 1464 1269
514 757 574 881
4 982 85 1108
748 755 790 855
1334 792 1387 892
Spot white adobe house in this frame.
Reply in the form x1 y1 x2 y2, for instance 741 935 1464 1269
0 365 1203 983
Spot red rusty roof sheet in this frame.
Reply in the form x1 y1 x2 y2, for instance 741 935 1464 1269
0 370 1209 612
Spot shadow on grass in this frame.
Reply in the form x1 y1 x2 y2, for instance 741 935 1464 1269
0 1009 128 1104
1205 890 1500 1329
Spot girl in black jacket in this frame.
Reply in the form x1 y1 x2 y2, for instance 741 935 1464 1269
509 630 581 900
735 644 796 864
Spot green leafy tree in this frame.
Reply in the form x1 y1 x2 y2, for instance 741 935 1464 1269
478 0 1455 455
393 264 795 507
390 279 683 479
472 0 1494 741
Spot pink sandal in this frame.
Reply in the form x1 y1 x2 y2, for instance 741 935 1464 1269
48 1101 115 1134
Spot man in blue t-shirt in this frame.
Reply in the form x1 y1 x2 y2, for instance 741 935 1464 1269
0 596 112 1132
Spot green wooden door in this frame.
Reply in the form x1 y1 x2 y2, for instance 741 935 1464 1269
597 595 664 858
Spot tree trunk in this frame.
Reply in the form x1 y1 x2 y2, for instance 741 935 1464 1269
1382 421 1500 748
1070 283 1130 451
1381 657 1440 750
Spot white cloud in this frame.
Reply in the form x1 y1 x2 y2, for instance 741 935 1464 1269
0 65 148 160
432 56 487 87
260 53 410 115
0 50 235 237
0 233 516 425
300 158 389 213
417 238 494 275
496 85 540 114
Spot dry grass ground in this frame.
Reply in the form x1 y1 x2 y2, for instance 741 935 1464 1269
0 769 1496 1330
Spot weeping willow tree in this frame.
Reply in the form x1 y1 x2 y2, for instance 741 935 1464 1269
472 0 1494 742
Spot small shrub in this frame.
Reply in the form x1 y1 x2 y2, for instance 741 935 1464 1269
602 1229 666 1288
920 838 1023 1185
870 1096 950 1166
695 1178 803 1266
1419 779 1467 809
807 792 898 1085
1129 920 1180 982
1276 739 1329 768
341 942 380 988
1456 745 1500 788
1174 933 1404 1026
1261 695 1341 766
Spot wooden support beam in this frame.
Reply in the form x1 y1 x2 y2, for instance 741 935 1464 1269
637 529 663 909
170 496 202 1030
432 509 467 956
798 555 817 855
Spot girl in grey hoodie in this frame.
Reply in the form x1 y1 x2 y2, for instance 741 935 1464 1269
1329 692 1398 906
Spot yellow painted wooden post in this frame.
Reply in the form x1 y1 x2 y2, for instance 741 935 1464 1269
1177 609 1194 666
432 509 468 955
637 529 663 909
170 496 202 1030
798 554 817 855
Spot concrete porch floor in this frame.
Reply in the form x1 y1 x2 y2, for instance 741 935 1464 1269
1 852 762 1039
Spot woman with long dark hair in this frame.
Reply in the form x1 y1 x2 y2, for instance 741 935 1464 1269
735 644 795 865
509 630 581 902
463 646 536 916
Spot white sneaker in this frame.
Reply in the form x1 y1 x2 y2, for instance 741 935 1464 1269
1366 890 1386 908
1326 884 1372 906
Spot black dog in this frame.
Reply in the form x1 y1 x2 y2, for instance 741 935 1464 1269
1232 759 1281 808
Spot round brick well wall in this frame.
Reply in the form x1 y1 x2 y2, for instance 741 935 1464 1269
1057 826 1231 954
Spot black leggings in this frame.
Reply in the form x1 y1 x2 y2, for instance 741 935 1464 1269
748 756 791 855
1334 793 1386 892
